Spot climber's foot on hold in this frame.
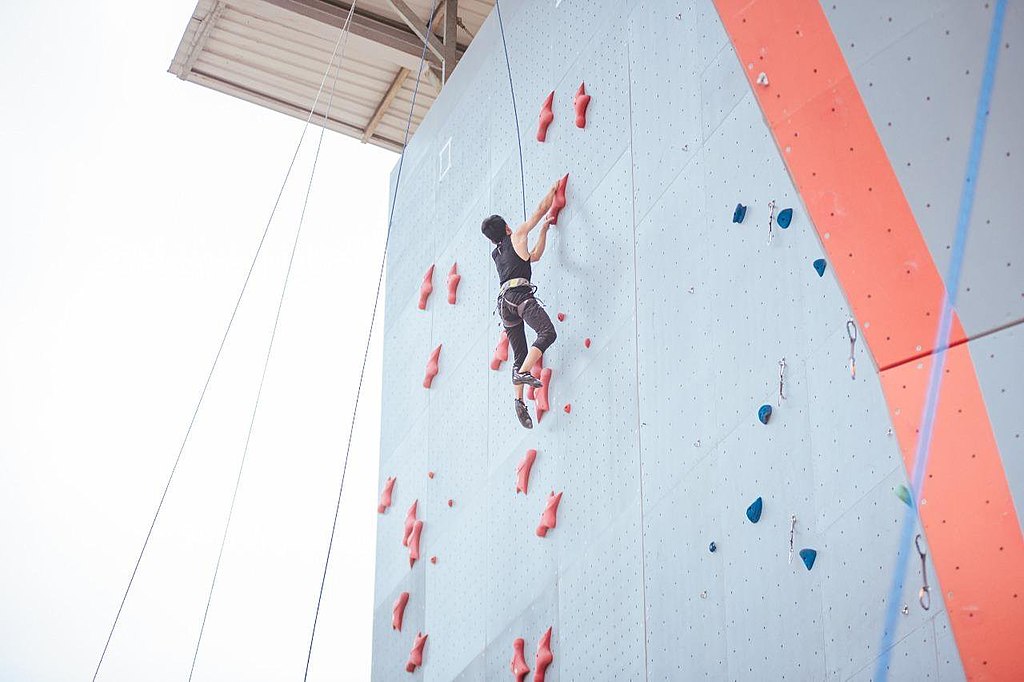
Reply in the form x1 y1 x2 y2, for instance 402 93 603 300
512 370 543 389
514 399 534 429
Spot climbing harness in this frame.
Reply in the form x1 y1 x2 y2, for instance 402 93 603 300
915 534 931 610
788 514 797 564
846 319 858 380
778 357 786 405
767 199 777 245
499 277 533 297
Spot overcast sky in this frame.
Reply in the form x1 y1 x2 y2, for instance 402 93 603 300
1 2 396 680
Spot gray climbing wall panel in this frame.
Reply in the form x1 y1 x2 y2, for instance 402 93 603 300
371 0 1021 679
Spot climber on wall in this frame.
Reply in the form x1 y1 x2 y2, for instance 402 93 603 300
481 181 559 429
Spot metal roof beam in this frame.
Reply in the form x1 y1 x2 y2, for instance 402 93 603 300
362 66 410 143
262 0 450 67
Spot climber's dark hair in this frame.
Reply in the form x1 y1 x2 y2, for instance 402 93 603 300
481 214 507 244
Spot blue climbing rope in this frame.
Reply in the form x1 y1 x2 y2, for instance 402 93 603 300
875 2 1007 678
493 0 528 222
300 2 440 679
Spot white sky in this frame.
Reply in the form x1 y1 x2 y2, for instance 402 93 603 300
0 2 397 680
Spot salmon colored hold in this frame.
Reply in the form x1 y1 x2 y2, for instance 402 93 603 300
535 368 553 423
534 627 554 681
510 637 530 682
516 449 538 495
536 491 563 537
428 471 435 479
402 500 418 547
430 556 437 564
548 174 569 224
392 592 410 631
446 262 461 305
423 344 442 388
491 331 510 370
408 519 424 567
447 498 453 507
556 312 566 322
406 632 428 673
378 476 396 514
526 355 543 401
584 338 591 348
574 82 591 128
563 403 571 414
536 91 554 142
418 265 434 310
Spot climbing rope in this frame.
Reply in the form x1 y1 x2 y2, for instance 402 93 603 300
493 0 527 222
91 13 360 681
300 2 439 679
187 6 358 680
875 3 1007 677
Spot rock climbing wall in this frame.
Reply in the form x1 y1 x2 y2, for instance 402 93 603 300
371 1 1022 680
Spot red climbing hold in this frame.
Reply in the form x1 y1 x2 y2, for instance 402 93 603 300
406 632 428 673
402 500 418 547
423 344 442 389
556 312 566 322
536 491 563 537
535 368 553 423
563 403 571 414
430 555 437 564
526 356 543 401
408 519 424 567
418 265 434 310
511 637 530 682
584 337 591 348
491 331 510 371
392 592 410 631
574 82 591 129
516 449 537 495
536 91 554 142
427 471 435 479
446 262 461 305
548 174 568 225
378 476 396 514
534 627 554 682
447 498 454 507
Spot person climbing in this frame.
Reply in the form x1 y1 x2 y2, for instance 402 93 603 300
482 181 559 429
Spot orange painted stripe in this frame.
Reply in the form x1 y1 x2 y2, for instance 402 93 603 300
712 0 1024 679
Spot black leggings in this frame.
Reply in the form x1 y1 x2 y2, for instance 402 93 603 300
500 296 557 370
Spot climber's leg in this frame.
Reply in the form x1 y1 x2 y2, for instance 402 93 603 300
502 302 542 390
518 299 557 375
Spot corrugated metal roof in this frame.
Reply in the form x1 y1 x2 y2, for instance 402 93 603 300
169 0 493 152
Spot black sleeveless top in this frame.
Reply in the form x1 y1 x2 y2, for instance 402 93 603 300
492 235 533 302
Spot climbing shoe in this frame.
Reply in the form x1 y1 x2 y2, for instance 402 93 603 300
514 399 534 429
512 370 543 388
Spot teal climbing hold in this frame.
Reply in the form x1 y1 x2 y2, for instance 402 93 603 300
746 497 763 523
799 548 817 571
758 404 772 425
733 203 747 224
813 258 827 277
777 208 793 229
895 484 914 507
708 541 717 553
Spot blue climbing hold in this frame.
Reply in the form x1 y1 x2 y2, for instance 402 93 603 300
746 496 763 523
895 484 913 507
799 548 817 571
758 404 772 425
813 258 827 277
777 208 793 229
708 541 717 553
733 203 747 224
